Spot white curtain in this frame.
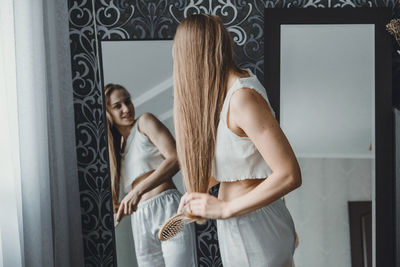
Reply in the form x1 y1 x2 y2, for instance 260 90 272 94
0 0 84 266
0 2 24 266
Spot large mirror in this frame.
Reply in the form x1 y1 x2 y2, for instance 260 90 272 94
282 24 375 267
100 40 197 266
264 8 393 267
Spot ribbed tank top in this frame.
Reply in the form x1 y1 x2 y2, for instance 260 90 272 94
120 118 164 193
212 69 275 182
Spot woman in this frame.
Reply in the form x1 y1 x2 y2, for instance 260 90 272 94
173 14 302 266
105 83 197 267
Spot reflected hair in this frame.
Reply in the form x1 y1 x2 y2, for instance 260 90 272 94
104 83 130 210
173 14 245 197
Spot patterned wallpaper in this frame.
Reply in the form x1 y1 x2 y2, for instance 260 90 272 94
67 0 399 266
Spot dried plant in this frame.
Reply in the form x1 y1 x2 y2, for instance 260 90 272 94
387 19 400 46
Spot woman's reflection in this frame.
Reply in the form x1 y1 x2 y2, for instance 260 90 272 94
104 83 197 266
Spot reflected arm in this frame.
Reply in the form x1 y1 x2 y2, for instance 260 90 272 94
132 113 179 196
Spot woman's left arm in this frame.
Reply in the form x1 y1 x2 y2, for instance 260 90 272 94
183 88 301 219
133 113 179 196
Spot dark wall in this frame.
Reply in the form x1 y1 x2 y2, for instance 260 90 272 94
393 7 400 108
396 108 400 267
67 1 399 266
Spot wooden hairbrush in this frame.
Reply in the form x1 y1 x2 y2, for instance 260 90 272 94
158 213 206 241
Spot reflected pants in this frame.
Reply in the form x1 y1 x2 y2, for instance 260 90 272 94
217 198 295 267
131 189 197 267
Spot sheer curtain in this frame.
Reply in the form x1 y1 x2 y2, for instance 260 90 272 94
0 0 84 266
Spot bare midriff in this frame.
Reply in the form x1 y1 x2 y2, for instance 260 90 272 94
132 170 176 203
218 178 265 202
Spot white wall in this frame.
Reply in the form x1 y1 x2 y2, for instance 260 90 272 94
286 158 372 267
281 25 374 158
0 228 2 267
115 218 137 267
281 25 375 267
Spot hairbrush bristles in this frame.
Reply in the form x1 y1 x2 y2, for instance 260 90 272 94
158 214 187 241
158 213 208 241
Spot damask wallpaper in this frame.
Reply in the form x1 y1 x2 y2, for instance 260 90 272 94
67 1 399 266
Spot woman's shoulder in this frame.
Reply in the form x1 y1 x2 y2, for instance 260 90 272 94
136 112 165 140
230 71 270 106
230 87 266 110
136 113 157 136
229 84 275 121
137 112 157 124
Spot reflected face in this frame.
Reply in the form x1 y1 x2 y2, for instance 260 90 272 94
108 89 135 127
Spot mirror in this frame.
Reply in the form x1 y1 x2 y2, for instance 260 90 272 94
264 8 394 267
280 24 375 267
100 40 197 266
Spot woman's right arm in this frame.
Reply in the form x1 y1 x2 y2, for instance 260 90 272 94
178 87 301 219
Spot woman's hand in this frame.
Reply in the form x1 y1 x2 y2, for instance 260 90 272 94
116 189 141 221
178 192 231 220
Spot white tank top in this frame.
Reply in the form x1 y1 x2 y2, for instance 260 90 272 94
120 118 164 193
212 69 275 182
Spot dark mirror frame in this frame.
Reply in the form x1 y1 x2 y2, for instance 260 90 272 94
264 8 394 266
68 1 398 265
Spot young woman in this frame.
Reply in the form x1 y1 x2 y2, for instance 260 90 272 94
173 14 302 266
105 83 197 267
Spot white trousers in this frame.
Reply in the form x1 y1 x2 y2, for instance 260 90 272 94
217 198 295 267
131 189 197 267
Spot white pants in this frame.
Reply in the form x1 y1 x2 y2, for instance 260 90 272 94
217 198 295 267
131 189 197 267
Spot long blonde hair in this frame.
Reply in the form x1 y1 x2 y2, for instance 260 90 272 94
173 14 245 194
104 83 129 210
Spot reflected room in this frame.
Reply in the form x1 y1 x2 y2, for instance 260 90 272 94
101 40 191 267
280 24 375 267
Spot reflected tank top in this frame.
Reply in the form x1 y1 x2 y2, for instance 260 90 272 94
212 69 275 182
120 118 164 193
